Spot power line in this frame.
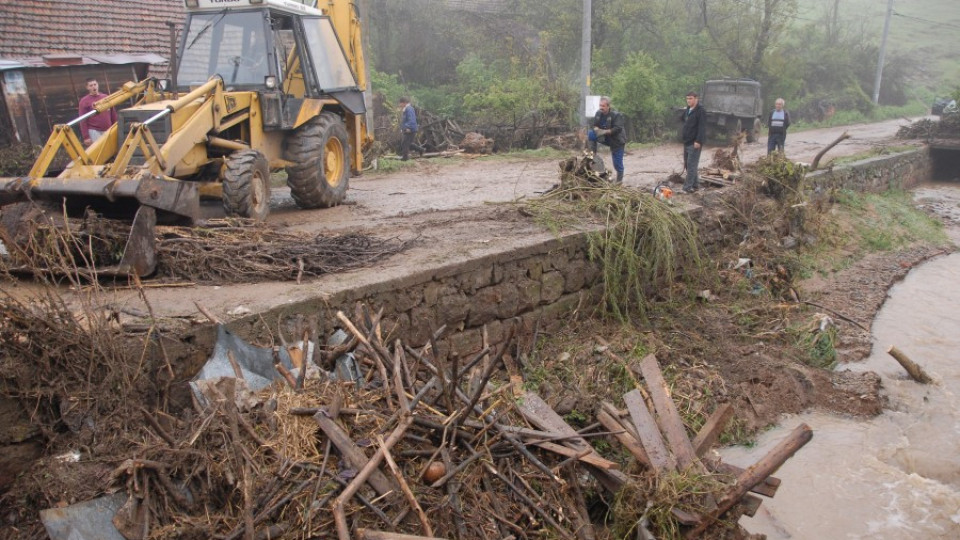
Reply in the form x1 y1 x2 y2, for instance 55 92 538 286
891 11 960 30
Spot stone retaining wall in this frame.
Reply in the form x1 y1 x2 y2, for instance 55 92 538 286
233 147 934 359
806 147 930 192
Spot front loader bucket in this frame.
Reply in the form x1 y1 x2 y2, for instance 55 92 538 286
0 174 200 221
0 175 198 278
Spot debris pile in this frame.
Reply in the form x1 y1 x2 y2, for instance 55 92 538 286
459 132 495 154
556 152 612 189
1 293 812 539
896 113 960 139
0 210 410 284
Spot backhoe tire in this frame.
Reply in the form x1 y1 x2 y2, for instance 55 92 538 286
222 150 270 221
284 112 350 209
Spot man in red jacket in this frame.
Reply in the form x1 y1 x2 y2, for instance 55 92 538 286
78 78 117 146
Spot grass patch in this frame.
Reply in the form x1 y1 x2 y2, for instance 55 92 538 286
791 102 929 132
367 156 421 174
787 318 839 369
477 147 568 161
834 189 950 252
826 145 922 166
611 469 731 540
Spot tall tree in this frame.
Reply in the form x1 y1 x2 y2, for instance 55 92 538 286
699 0 798 80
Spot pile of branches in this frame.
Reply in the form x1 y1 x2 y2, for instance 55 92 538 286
100 309 609 540
0 208 410 283
154 219 412 283
897 113 960 139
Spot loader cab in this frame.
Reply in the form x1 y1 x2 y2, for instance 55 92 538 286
176 3 359 98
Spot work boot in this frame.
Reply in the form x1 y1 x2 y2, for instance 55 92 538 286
616 171 623 183
588 140 598 153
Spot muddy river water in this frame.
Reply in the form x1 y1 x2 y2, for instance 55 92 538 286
723 184 960 539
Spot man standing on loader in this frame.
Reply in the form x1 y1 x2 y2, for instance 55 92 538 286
78 78 117 146
588 97 627 183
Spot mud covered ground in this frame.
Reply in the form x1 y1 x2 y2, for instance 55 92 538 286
0 117 953 539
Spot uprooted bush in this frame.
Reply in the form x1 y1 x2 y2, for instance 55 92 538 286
524 156 709 321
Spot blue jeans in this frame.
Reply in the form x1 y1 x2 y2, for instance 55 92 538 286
683 143 701 190
767 132 786 154
588 130 624 175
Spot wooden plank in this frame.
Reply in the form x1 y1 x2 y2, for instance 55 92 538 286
517 392 628 493
638 354 700 470
596 409 651 468
692 403 734 457
314 412 395 496
739 494 763 517
707 460 781 498
532 441 619 470
623 389 675 472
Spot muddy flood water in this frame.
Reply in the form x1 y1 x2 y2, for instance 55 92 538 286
723 184 960 539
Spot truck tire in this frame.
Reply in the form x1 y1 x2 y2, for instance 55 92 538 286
284 112 350 209
222 150 270 221
747 118 762 143
728 117 743 142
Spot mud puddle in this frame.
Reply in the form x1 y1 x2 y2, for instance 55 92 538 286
722 183 960 539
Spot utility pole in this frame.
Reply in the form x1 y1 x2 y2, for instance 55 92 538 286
579 0 591 126
872 0 894 104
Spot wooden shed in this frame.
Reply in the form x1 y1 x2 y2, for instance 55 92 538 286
0 54 165 146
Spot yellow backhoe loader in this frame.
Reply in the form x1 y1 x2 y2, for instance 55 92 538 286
0 0 371 276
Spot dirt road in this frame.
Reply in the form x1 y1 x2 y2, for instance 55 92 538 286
90 116 924 319
269 116 922 235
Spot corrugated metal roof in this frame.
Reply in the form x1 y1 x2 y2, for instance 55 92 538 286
0 0 184 60
0 53 167 72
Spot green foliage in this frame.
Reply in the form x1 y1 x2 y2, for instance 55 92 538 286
836 190 950 253
369 69 410 107
455 52 571 125
789 320 838 369
609 52 668 139
523 183 710 322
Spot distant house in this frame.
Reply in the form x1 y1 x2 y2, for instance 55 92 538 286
0 0 185 146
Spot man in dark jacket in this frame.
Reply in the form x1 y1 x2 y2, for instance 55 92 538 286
680 91 707 193
588 97 627 183
398 97 420 161
767 98 791 155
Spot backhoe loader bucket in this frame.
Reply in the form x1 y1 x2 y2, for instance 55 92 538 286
0 175 198 278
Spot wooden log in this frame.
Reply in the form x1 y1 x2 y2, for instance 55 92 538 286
706 460 781 498
886 345 933 384
810 131 850 170
313 412 395 496
334 415 414 540
684 423 813 539
692 403 734 457
624 389 675 472
638 354 701 470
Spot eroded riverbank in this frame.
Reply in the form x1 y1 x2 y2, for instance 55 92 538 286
724 183 960 539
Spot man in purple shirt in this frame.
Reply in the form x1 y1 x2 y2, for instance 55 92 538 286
78 78 117 146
